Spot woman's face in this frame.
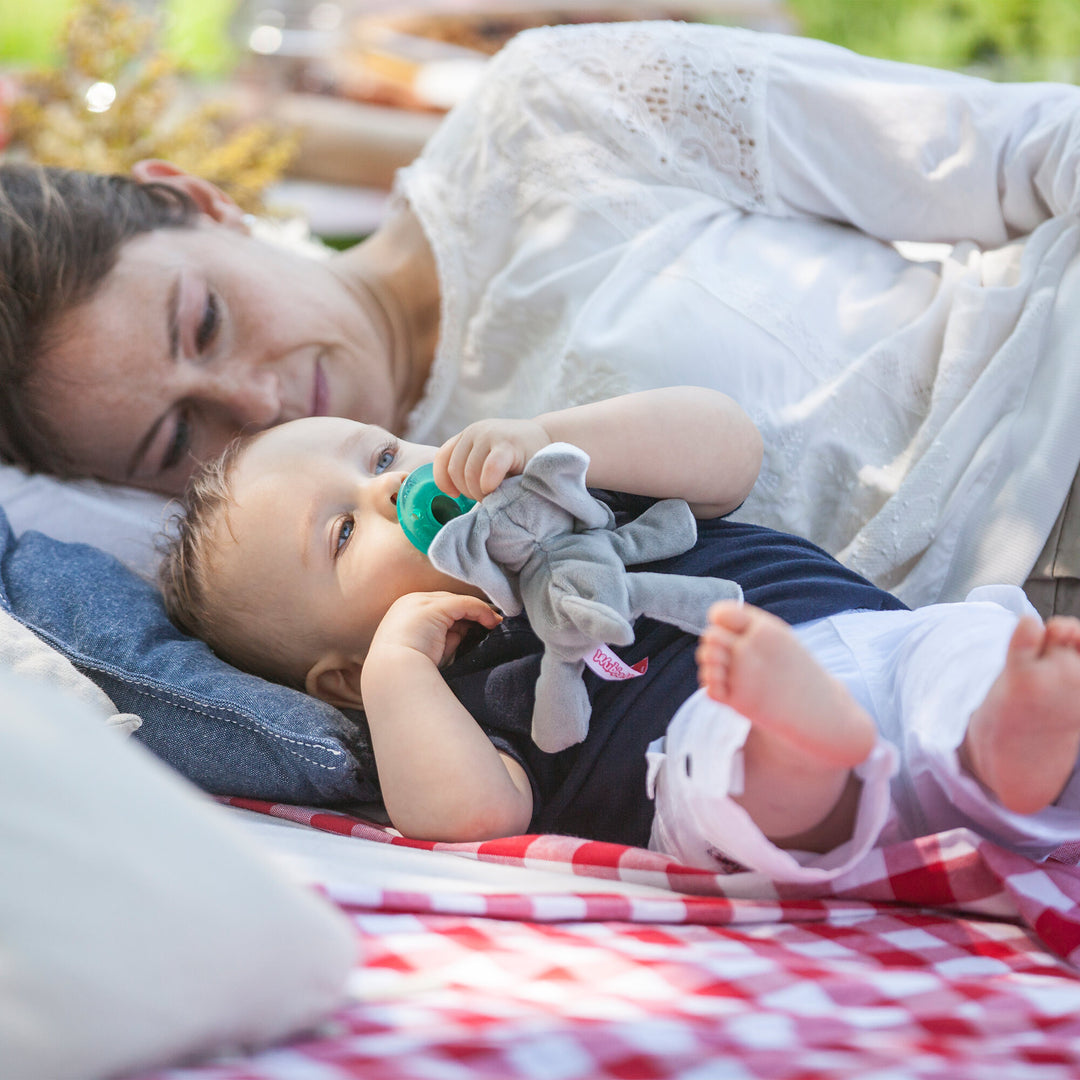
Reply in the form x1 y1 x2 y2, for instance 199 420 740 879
36 221 400 495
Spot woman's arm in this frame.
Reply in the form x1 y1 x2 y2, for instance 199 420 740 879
434 387 762 518
761 32 1080 244
496 21 1080 245
359 592 534 843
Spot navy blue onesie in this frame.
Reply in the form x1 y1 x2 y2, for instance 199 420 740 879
441 493 907 849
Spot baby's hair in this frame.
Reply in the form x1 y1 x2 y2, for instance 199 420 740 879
158 435 247 643
158 434 307 690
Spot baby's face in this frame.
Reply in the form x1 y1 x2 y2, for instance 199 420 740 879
216 417 474 679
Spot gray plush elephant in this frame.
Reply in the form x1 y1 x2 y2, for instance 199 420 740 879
427 443 742 753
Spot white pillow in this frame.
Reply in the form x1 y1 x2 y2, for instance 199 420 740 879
0 465 170 576
0 669 356 1080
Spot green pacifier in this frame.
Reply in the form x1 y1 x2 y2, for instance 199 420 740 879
396 463 476 554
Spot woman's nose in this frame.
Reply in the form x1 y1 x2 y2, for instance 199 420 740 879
199 367 280 428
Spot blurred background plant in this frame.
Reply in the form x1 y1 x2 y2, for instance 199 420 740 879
3 0 1078 83
787 0 1080 81
0 0 237 76
0 0 295 210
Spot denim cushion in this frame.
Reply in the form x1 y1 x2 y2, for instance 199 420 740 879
0 508 378 806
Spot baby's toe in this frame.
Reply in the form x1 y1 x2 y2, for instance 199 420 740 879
707 600 751 634
1045 616 1080 654
1006 615 1046 665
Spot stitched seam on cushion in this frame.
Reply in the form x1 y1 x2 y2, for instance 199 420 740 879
83 672 344 750
0 593 348 767
114 684 346 770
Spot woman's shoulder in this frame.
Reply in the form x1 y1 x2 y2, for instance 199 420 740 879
413 20 769 160
494 19 765 71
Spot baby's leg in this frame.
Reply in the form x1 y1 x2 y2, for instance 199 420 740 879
697 602 876 851
960 615 1080 815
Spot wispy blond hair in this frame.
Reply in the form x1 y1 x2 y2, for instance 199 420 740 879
158 433 311 690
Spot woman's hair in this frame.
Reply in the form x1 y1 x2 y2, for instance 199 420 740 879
158 433 309 690
0 162 199 475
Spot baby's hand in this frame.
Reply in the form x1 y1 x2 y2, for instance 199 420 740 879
433 419 551 501
368 591 502 670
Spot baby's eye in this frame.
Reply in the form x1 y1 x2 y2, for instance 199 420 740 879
335 515 354 556
374 445 397 474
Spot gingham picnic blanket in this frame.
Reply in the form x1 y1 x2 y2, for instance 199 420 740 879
137 801 1080 1080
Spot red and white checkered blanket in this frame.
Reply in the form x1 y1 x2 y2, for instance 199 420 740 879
139 801 1080 1080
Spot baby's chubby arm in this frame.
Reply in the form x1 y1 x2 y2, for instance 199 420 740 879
360 591 534 843
433 387 763 518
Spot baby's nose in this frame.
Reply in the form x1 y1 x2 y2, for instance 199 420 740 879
369 471 406 515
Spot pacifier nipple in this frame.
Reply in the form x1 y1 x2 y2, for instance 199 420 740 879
396 463 476 553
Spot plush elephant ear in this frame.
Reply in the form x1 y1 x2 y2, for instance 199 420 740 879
609 499 699 565
427 508 523 616
519 443 614 531
558 595 635 648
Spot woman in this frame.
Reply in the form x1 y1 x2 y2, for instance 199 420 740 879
3 20 1080 613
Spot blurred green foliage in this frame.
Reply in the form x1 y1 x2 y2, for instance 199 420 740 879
787 0 1080 81
0 0 237 76
3 1 1079 82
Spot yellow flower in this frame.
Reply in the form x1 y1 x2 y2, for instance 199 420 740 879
3 0 295 212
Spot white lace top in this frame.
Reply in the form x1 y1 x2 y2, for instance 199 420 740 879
397 21 1080 607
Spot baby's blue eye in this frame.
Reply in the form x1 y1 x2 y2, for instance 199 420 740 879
374 448 396 474
336 516 354 554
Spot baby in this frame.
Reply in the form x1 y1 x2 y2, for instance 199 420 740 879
160 387 1080 881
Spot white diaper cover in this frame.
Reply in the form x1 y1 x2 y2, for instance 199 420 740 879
646 688 898 883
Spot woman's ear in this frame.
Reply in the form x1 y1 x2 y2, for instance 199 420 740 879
305 652 365 711
131 159 250 233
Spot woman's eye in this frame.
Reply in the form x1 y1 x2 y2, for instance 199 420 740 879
374 446 397 474
195 291 220 352
161 411 192 473
335 515 354 555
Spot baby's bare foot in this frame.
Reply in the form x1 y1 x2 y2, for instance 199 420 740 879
962 615 1080 815
697 601 875 769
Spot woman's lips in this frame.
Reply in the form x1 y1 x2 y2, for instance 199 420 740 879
311 355 329 417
